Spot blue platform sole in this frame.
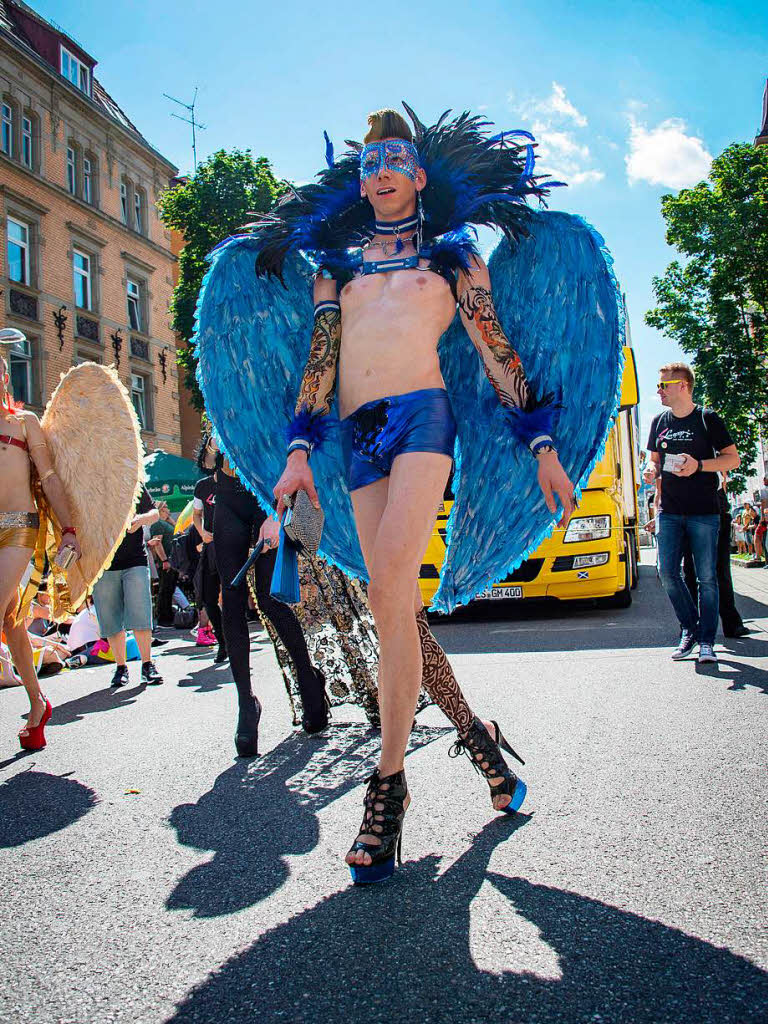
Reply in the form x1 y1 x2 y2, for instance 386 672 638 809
349 855 396 885
501 778 527 815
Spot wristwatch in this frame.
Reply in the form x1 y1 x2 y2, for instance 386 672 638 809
695 459 703 473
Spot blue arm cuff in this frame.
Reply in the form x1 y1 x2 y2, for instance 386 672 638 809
504 401 558 452
286 406 335 452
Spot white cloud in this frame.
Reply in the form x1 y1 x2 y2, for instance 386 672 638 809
511 84 602 188
625 115 712 189
540 81 588 127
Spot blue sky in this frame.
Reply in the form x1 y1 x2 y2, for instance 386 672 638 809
39 0 767 441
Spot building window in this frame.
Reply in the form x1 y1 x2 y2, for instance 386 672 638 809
83 156 92 204
73 249 92 309
134 188 143 233
1 103 12 156
120 181 128 225
131 373 151 430
73 347 100 366
7 217 30 285
9 337 33 405
82 151 98 206
60 47 90 96
127 278 142 332
66 146 77 195
21 115 32 168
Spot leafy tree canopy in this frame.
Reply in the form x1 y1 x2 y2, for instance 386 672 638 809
158 149 284 408
645 142 768 491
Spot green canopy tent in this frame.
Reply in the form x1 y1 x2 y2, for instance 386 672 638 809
143 449 202 513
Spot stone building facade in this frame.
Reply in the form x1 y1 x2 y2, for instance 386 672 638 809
0 0 184 454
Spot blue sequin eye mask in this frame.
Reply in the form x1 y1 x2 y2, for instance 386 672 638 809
360 140 420 182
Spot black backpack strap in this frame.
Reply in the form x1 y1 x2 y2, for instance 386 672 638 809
699 406 717 457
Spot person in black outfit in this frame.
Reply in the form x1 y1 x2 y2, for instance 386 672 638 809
193 445 227 664
201 436 327 756
645 362 741 664
683 483 748 637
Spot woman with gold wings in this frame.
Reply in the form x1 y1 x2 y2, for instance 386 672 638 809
0 329 143 750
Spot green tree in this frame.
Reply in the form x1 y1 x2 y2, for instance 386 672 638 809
646 142 768 489
158 149 284 409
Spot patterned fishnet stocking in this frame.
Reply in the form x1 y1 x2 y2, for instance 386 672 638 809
416 608 474 734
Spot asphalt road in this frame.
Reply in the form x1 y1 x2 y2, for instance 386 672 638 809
1 553 766 1024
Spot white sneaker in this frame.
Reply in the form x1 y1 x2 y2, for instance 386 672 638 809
698 643 717 663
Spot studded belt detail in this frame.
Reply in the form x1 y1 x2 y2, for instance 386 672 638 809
0 511 40 529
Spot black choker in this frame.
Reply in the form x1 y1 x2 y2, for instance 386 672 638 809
373 214 418 235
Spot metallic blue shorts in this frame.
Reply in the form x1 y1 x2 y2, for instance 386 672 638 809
341 388 457 492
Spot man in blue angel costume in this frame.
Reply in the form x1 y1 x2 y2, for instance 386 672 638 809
194 105 625 885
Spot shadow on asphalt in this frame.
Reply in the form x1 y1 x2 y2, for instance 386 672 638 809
695 650 768 694
168 815 768 1024
45 680 147 729
431 566 768 658
0 769 98 846
166 723 449 918
175 662 233 693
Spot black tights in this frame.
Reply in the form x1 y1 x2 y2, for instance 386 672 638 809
198 543 225 648
213 473 315 707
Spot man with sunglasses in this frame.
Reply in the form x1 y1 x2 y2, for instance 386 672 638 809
646 362 740 662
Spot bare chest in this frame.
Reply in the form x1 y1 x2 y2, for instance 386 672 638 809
340 266 455 323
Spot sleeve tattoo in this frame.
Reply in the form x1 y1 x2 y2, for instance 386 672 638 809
458 285 532 411
295 304 342 416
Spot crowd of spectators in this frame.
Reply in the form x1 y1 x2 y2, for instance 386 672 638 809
1 485 231 691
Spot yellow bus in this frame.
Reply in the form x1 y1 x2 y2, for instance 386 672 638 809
419 345 641 610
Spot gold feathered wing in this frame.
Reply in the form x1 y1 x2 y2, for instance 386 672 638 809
41 363 144 618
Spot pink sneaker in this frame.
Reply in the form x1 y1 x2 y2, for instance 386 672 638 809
196 627 215 647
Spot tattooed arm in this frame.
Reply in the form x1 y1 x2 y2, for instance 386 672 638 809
457 257 575 524
274 275 339 517
457 260 533 413
294 276 342 418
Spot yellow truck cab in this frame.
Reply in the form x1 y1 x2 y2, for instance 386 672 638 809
419 345 641 610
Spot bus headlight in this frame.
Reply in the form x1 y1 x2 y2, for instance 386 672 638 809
563 516 611 543
573 552 610 568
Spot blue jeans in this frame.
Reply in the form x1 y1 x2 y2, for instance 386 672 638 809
657 513 720 644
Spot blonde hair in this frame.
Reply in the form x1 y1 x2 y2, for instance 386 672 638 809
659 361 694 390
363 109 412 145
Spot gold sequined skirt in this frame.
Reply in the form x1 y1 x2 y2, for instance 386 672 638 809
0 511 40 550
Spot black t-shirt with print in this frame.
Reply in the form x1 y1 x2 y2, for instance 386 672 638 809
194 475 216 534
647 406 734 515
108 486 155 571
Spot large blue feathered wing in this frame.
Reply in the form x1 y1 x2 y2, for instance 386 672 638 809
433 210 624 612
193 235 367 579
193 210 624 612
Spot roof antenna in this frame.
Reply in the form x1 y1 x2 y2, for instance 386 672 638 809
164 87 206 172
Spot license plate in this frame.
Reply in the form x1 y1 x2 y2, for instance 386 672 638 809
478 585 523 600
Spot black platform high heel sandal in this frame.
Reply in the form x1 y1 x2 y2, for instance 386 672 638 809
347 768 408 884
449 716 527 815
235 695 262 758
301 668 331 734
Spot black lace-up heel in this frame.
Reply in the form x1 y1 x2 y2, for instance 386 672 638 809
449 716 527 815
347 768 408 884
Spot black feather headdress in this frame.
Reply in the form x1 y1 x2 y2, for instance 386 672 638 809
237 103 564 280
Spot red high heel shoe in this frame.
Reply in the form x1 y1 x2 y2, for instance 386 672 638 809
19 697 52 751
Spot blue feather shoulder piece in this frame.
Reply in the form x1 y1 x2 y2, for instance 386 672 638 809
240 103 563 279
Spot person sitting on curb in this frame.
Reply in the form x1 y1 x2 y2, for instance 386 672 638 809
644 362 740 664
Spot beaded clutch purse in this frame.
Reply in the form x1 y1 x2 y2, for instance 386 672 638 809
283 490 325 554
